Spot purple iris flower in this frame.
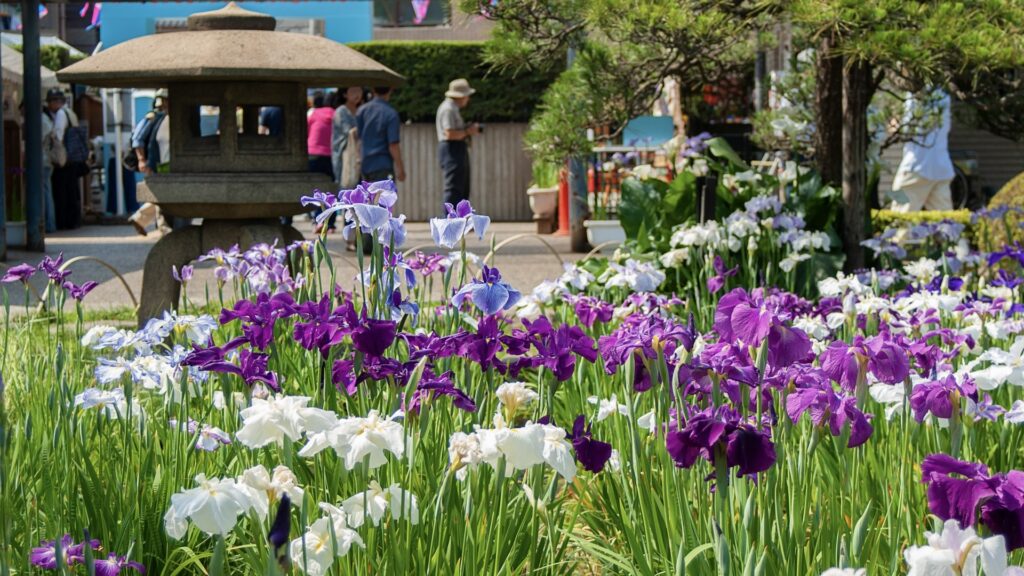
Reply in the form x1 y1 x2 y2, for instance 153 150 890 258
299 189 337 210
599 313 691 392
919 454 1024 550
665 407 776 479
203 349 280 391
786 379 873 447
572 295 614 328
571 415 613 473
95 553 146 576
991 268 1024 289
988 242 1024 268
388 289 420 322
220 292 297 350
407 370 477 414
268 494 291 565
38 253 71 283
171 265 194 284
714 288 811 368
971 394 1006 422
1 263 36 284
408 251 449 277
451 266 521 316
351 317 397 357
292 296 349 358
319 180 399 236
446 315 504 370
63 280 98 302
819 334 910 392
430 199 491 249
30 534 100 569
181 336 247 368
513 316 598 381
706 255 738 294
909 374 976 422
334 355 411 395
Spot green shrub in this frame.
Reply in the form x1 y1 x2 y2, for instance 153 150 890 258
9 44 84 72
991 171 1024 207
349 41 559 123
872 209 973 232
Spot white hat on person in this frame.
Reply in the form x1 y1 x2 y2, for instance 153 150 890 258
445 78 476 99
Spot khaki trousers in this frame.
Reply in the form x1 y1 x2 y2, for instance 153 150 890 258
890 170 953 212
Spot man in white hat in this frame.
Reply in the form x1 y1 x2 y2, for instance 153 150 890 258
436 78 481 208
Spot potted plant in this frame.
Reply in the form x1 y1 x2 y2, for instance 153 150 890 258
527 160 560 233
583 157 627 251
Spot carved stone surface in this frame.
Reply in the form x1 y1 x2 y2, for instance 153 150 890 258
137 219 304 325
137 172 331 219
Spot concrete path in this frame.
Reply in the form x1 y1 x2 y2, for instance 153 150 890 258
2 219 582 315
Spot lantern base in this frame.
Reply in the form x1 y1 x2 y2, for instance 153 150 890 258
137 218 304 325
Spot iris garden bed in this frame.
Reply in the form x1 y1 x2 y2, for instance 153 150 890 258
2 181 1024 575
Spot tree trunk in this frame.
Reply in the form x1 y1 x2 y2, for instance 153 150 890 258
815 34 843 188
841 60 873 272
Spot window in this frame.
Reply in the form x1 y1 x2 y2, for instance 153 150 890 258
186 104 220 150
237 104 288 153
374 0 450 27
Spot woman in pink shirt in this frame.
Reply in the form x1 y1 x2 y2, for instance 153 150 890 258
308 92 336 171
307 91 337 230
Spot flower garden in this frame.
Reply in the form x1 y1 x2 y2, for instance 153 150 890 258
3 161 1024 575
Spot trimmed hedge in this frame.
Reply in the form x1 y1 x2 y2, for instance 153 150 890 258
349 41 559 123
872 209 972 232
991 171 1024 207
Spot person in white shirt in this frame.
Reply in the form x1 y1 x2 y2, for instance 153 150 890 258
890 90 955 212
44 89 83 229
128 90 172 236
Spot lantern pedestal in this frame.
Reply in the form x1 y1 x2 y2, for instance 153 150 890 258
138 219 305 321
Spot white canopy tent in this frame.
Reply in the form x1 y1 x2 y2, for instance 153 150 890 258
1 42 59 90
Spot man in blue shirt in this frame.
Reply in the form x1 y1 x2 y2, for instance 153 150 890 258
356 86 405 183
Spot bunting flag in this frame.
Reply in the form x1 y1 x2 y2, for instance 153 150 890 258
412 0 430 24
80 2 102 30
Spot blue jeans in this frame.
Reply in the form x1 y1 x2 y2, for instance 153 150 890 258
42 162 56 233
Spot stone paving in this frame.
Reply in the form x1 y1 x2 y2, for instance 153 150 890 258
2 219 582 316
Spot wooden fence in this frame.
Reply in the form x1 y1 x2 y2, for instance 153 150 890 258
392 123 533 221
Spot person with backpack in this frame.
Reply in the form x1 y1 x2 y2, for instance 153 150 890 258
45 89 87 230
127 90 172 236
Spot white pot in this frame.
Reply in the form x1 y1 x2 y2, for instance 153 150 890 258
527 185 559 220
5 221 26 248
583 219 626 252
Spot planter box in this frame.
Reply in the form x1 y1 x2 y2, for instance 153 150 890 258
5 221 26 248
528 185 559 235
583 219 625 252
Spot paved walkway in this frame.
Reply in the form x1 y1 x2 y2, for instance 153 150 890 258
2 219 581 315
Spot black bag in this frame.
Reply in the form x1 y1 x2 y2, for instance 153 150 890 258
64 111 89 164
122 149 140 172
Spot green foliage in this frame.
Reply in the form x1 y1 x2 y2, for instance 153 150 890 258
530 160 560 189
469 0 758 160
618 171 697 250
348 41 559 123
9 44 84 72
523 62 599 164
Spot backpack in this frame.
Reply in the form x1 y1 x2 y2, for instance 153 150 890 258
63 107 89 164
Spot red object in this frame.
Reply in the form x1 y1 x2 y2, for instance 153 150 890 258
555 167 570 236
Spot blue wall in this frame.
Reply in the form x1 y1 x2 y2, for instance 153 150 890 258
100 1 372 47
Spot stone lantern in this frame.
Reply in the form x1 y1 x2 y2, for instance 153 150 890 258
57 2 403 322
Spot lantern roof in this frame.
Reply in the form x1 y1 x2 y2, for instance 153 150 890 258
57 2 404 88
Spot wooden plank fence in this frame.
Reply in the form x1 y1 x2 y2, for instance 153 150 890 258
392 123 533 221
